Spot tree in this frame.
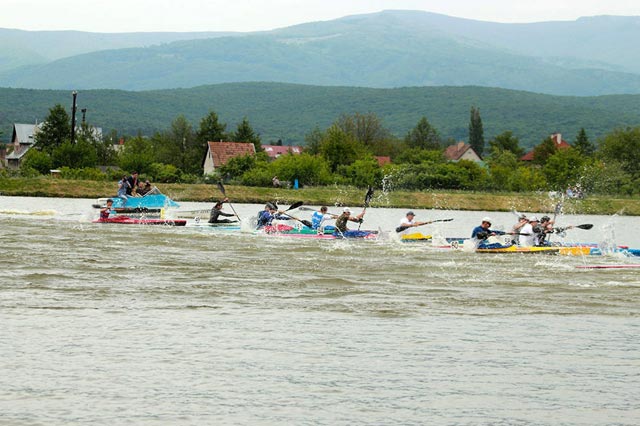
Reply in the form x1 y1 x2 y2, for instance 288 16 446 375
468 106 485 157
52 140 98 169
335 112 393 155
304 127 325 155
404 116 441 150
543 148 585 190
532 136 557 166
196 111 227 144
488 131 524 158
232 117 262 152
599 126 640 179
118 136 155 174
318 125 367 172
573 128 595 157
35 104 71 154
21 149 52 175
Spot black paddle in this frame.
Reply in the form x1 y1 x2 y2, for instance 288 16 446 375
395 218 454 233
217 181 240 220
277 201 313 228
358 186 374 230
555 224 594 233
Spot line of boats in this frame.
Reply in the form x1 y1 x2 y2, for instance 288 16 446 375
90 193 640 257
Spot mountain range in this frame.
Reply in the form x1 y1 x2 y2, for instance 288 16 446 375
2 10 640 95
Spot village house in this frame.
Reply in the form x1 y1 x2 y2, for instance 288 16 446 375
520 133 571 161
4 123 42 169
444 141 483 162
262 144 303 160
203 141 256 175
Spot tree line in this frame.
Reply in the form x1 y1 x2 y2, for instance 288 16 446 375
7 102 640 196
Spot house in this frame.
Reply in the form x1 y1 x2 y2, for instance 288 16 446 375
375 156 391 166
520 133 571 161
203 141 256 175
444 142 483 162
262 144 302 160
4 123 42 169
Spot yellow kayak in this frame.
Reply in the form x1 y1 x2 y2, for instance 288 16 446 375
476 245 592 255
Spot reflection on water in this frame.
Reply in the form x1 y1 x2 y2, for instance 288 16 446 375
1 196 639 425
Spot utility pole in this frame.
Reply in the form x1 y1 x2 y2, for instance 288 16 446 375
70 91 78 144
81 108 87 124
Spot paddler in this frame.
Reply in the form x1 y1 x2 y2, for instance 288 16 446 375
333 207 365 236
397 211 431 235
209 197 237 224
471 216 507 248
99 199 114 221
256 202 290 229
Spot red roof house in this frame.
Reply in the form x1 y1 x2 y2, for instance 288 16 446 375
375 156 391 166
444 142 482 162
521 133 571 161
262 144 303 160
203 141 256 175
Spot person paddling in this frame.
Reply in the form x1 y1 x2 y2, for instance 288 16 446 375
208 197 237 224
311 206 338 231
471 217 507 248
99 199 114 221
397 211 431 235
256 202 290 229
334 207 365 236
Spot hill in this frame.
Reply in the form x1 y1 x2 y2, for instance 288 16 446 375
1 11 640 95
1 83 639 149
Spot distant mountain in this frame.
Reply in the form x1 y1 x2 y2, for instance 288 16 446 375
0 28 233 72
1 11 640 95
2 83 640 149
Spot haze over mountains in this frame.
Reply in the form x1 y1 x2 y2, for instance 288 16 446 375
2 10 640 95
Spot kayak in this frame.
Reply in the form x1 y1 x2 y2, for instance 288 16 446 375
93 190 179 209
259 224 378 239
93 216 186 226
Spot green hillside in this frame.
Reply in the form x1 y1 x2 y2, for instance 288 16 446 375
1 83 639 149
2 12 640 95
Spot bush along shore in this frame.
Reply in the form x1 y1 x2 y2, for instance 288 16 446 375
1 177 639 216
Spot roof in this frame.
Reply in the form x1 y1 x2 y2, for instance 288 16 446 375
375 156 391 166
207 141 256 166
444 142 481 161
521 133 571 161
12 123 40 145
263 145 303 158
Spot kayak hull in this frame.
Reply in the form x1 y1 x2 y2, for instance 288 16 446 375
93 217 186 226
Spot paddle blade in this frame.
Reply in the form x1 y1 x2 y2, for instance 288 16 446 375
301 219 313 228
364 186 374 207
286 201 304 211
435 218 454 223
217 181 226 196
576 224 593 230
395 226 409 233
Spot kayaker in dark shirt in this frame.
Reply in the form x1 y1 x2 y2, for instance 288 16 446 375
334 207 364 233
209 197 237 224
471 216 507 248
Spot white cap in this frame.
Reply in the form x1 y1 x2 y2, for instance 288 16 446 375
343 207 351 213
482 217 492 223
529 216 539 222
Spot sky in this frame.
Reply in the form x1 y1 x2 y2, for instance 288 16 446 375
2 0 640 33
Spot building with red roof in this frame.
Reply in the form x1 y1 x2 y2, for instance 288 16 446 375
262 144 303 160
444 142 483 162
520 133 571 161
203 141 256 175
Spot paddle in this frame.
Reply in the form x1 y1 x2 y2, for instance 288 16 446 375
217 181 240 220
358 186 374 230
548 200 563 243
476 231 531 240
277 201 313 228
395 218 454 233
298 206 339 216
555 224 594 233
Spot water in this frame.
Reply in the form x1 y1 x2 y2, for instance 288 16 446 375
1 196 639 425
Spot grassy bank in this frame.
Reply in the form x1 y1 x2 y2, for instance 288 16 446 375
1 177 638 215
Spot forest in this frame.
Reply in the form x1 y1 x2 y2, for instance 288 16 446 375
4 102 640 197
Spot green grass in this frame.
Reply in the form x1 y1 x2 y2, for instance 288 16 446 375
2 177 639 215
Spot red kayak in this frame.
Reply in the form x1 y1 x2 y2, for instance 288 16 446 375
93 216 186 226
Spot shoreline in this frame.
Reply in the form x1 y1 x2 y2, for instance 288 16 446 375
1 177 639 215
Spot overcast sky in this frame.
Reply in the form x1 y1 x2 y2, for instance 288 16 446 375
2 0 640 33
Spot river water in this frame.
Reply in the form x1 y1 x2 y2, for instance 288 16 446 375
1 196 639 425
